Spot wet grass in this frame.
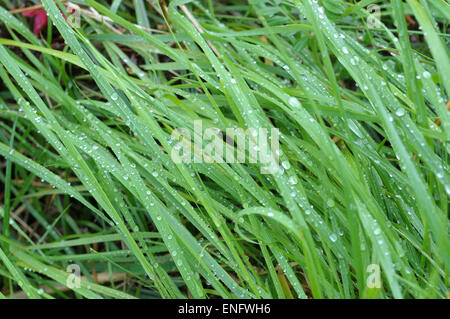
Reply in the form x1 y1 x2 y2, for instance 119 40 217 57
0 0 448 298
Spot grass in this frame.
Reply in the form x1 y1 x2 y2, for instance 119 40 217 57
0 0 448 299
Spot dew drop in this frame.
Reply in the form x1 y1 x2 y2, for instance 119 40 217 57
288 97 300 107
326 199 335 207
281 161 291 170
422 71 431 79
395 108 405 117
329 234 338 242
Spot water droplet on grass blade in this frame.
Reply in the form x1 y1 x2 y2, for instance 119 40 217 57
289 97 300 107
395 108 405 117
281 161 291 170
327 199 335 207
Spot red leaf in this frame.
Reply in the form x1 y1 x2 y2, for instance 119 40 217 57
22 9 39 17
32 10 48 35
21 8 48 35
21 0 71 35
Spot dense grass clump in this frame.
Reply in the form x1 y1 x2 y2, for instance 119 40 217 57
0 0 448 299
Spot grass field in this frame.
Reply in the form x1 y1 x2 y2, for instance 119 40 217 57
0 0 448 299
